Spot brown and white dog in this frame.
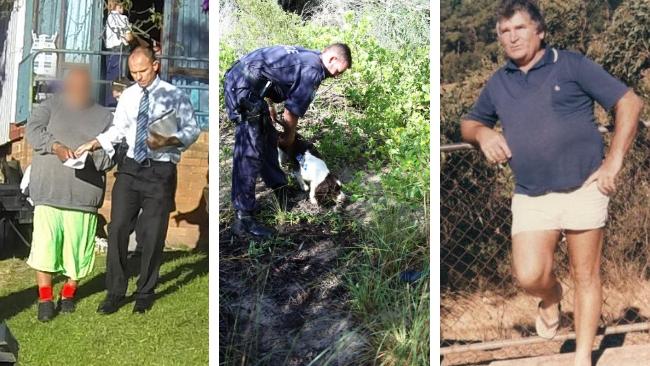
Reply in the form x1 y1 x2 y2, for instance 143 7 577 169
277 135 345 206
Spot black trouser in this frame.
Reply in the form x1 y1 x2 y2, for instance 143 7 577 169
105 158 177 301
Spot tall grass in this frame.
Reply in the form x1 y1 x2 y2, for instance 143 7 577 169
346 203 430 365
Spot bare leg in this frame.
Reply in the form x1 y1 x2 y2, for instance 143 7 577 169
36 272 53 291
512 230 563 326
566 229 603 366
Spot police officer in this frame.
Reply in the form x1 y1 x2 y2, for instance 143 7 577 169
224 43 352 238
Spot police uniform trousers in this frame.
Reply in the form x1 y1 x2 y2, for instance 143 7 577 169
231 111 287 211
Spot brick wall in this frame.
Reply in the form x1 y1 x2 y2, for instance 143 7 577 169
3 126 209 249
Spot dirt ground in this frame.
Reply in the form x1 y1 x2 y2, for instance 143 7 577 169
442 331 650 366
218 124 369 365
442 280 650 365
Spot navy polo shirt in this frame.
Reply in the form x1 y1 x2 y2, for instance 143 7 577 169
224 45 327 120
465 47 629 196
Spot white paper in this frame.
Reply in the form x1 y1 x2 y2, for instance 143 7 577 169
148 109 178 138
63 152 89 169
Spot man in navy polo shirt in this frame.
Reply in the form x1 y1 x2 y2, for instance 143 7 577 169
224 44 351 238
461 1 643 365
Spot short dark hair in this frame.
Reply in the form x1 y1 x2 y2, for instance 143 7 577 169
129 45 157 62
496 0 546 33
324 43 352 68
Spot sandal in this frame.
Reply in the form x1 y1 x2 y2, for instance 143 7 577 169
536 300 562 339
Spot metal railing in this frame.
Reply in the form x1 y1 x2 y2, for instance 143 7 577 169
440 120 650 360
16 49 209 122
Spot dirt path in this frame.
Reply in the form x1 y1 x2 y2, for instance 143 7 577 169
219 124 368 365
443 331 650 365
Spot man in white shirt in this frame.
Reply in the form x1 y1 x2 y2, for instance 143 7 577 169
76 46 201 314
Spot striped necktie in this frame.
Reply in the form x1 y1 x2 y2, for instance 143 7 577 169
133 88 150 163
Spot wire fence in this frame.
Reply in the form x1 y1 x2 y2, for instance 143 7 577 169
440 122 650 359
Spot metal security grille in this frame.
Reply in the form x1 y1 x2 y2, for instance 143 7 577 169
440 122 650 359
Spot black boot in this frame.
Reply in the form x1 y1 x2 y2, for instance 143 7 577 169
232 210 273 238
37 301 55 322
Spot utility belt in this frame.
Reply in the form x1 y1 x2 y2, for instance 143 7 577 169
237 75 275 135
236 105 273 136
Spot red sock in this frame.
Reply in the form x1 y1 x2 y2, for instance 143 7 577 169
38 286 53 302
61 283 77 299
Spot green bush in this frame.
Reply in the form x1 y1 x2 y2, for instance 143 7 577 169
221 0 430 207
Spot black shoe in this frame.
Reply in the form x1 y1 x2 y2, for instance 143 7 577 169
232 210 274 238
132 298 154 314
97 295 123 315
57 298 76 313
37 301 55 322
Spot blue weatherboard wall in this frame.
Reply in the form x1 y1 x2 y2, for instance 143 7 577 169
16 0 104 122
34 0 62 36
163 0 209 130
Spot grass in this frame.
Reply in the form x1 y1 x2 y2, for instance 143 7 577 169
219 2 430 363
345 204 430 366
0 250 208 366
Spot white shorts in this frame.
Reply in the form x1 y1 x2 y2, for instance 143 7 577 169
511 182 610 236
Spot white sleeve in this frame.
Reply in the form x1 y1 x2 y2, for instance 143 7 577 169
172 92 201 150
96 99 128 158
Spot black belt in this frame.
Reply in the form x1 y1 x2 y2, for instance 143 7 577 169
125 157 174 168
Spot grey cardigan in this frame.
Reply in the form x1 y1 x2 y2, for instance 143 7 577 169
25 96 114 213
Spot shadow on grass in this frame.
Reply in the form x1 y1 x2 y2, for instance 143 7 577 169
0 250 207 322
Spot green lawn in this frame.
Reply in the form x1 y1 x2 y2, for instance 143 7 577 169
0 250 208 366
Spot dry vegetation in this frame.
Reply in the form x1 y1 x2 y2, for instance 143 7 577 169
441 0 650 362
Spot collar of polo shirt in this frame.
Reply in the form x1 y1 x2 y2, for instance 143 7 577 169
505 46 555 73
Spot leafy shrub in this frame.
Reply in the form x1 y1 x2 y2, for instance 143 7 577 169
221 0 430 207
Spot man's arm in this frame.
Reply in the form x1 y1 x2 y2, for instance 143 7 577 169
583 90 644 194
25 99 56 154
148 93 200 151
461 120 511 164
25 99 76 161
278 109 298 149
75 99 127 157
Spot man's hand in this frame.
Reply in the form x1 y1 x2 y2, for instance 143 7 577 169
586 90 645 196
278 131 295 150
278 108 299 150
147 132 181 150
583 157 623 196
52 142 76 162
461 120 512 164
75 139 101 156
475 128 512 164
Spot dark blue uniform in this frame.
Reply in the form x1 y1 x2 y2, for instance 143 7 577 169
224 46 327 211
